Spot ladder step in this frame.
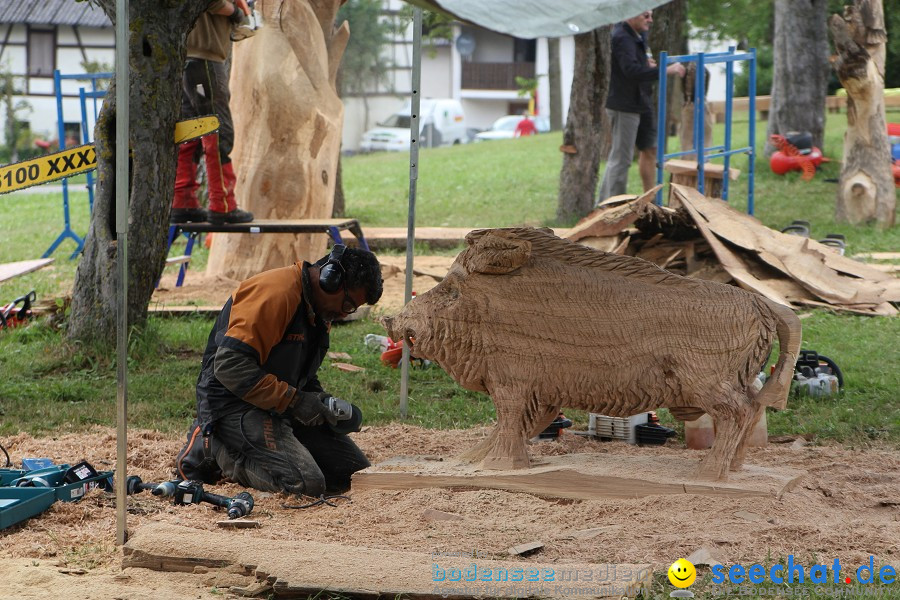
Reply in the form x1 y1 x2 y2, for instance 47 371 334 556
165 255 191 265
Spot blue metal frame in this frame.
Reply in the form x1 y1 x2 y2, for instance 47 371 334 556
655 48 757 214
42 70 113 260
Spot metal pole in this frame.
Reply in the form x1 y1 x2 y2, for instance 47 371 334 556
748 48 757 216
655 51 668 206
399 7 422 419
114 0 130 546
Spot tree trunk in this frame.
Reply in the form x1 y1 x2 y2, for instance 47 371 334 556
66 1 205 345
556 27 611 222
765 0 830 155
547 37 563 131
206 0 349 279
648 0 688 154
829 0 895 226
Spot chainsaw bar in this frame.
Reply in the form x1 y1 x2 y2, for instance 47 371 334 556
0 115 219 195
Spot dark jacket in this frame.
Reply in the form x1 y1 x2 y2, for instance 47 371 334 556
605 22 659 114
196 262 329 425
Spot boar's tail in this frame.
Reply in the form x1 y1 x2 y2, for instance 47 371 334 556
756 298 802 410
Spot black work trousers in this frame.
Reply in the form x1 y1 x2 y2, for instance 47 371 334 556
211 408 370 497
182 58 234 164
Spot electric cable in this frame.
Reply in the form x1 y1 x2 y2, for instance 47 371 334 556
1 440 10 467
281 493 351 509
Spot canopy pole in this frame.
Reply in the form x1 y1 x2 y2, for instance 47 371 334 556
114 0 130 546
399 7 423 419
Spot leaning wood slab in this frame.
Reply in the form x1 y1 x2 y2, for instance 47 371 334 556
0 258 54 283
353 454 805 500
124 522 650 599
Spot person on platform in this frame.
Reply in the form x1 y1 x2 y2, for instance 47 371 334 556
171 0 254 225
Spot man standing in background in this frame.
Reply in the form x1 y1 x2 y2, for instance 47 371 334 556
597 10 685 203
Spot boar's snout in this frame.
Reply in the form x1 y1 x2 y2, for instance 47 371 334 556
380 315 416 349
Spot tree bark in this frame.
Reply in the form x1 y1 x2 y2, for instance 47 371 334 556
648 0 688 153
556 27 611 222
547 37 563 131
829 0 895 226
206 0 349 279
765 0 830 155
66 1 205 345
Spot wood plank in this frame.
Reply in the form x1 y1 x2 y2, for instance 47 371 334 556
566 186 660 241
164 255 191 265
124 522 651 599
0 258 54 283
147 305 221 316
353 454 805 501
853 252 900 260
673 185 900 307
673 185 795 308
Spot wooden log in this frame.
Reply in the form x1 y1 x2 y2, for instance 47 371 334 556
207 0 349 280
829 1 896 226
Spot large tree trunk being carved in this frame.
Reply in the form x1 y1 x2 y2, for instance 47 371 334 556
67 2 205 345
556 27 611 222
207 0 349 279
829 1 895 227
765 0 829 155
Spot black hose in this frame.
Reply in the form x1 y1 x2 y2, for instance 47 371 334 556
0 441 10 467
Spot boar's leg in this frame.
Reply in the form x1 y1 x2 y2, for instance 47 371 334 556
729 402 765 471
457 428 499 464
459 403 559 466
480 386 536 470
527 404 563 439
697 389 757 481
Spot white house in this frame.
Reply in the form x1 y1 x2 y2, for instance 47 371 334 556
0 0 114 146
341 0 576 152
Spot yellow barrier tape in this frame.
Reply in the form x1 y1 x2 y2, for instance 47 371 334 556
0 115 219 195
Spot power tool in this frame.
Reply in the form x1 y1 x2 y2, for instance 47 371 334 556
792 350 842 398
0 290 36 330
126 475 254 519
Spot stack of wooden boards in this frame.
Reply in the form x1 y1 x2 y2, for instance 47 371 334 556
568 184 900 316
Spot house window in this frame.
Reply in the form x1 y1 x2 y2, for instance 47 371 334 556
28 28 55 77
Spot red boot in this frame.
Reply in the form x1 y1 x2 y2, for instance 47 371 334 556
203 134 253 225
171 139 206 223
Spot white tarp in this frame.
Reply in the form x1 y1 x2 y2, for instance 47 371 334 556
407 0 670 38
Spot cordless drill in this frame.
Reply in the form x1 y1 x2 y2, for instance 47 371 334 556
126 476 254 519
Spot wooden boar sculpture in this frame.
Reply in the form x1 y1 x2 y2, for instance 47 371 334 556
383 227 802 481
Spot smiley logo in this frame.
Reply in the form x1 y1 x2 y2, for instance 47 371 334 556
668 558 696 588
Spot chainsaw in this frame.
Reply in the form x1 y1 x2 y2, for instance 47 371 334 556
0 290 36 330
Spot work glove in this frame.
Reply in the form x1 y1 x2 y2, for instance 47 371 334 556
288 391 336 427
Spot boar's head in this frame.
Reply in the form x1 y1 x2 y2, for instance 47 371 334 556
382 230 533 391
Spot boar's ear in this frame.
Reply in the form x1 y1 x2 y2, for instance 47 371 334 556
464 232 532 275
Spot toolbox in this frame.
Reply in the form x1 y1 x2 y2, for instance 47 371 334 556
0 487 57 530
0 460 114 529
0 469 28 486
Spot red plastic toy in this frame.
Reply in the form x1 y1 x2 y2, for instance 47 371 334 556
769 134 827 181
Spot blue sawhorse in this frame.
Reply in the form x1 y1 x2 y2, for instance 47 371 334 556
162 218 371 287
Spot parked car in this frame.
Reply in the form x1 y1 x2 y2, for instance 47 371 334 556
359 99 468 152
474 115 551 142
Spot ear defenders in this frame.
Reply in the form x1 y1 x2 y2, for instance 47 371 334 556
318 244 347 293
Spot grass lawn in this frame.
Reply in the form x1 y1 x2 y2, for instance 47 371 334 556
0 109 897 444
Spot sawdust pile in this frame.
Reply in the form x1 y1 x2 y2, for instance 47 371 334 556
1 425 898 599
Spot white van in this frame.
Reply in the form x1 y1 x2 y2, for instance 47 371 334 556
359 99 467 152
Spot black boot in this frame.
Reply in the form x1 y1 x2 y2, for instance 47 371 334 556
208 208 254 225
